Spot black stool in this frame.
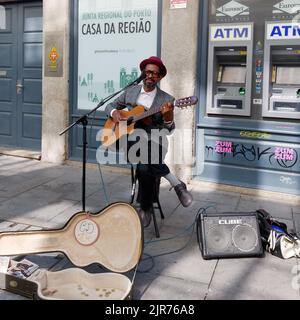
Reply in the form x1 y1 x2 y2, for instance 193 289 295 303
130 164 165 238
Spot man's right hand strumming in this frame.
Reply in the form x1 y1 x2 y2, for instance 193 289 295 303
111 110 127 123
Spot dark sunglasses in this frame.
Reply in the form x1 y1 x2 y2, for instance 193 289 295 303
144 70 161 78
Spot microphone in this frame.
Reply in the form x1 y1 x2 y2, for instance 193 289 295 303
132 71 146 85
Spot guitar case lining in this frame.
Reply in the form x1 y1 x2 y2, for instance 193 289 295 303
0 202 143 300
29 269 132 300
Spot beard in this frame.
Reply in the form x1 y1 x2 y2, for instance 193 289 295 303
143 78 157 91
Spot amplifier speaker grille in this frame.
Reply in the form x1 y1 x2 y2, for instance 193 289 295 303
197 212 263 259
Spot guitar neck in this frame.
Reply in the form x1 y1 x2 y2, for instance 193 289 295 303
0 230 63 256
131 95 197 123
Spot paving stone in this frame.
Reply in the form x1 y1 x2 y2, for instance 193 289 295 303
143 230 216 285
48 256 74 271
132 273 156 300
0 194 78 228
292 211 300 237
140 274 208 300
237 195 297 219
0 289 28 300
0 221 29 232
207 254 300 300
0 174 56 198
25 226 43 231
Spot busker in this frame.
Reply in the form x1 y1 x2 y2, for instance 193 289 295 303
105 56 193 227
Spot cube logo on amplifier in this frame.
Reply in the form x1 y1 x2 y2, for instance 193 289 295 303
197 212 263 259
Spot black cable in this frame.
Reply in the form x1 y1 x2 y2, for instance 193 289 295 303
137 253 155 273
137 206 217 273
144 218 195 245
97 163 110 205
137 222 196 273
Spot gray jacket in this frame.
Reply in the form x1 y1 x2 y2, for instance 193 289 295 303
105 85 175 133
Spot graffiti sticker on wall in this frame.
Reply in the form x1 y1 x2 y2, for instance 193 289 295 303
215 141 233 154
275 147 295 161
207 141 298 169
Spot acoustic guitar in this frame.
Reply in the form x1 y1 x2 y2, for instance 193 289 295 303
101 96 198 147
0 202 143 273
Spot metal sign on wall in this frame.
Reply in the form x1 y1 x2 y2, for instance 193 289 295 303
216 0 250 17
273 0 300 14
214 0 300 21
170 0 187 9
44 33 64 77
77 0 158 110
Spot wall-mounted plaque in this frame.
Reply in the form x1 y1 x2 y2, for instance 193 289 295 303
44 33 63 77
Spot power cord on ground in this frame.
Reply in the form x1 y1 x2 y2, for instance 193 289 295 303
137 206 217 273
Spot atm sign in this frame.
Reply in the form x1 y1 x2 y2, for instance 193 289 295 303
210 25 252 41
267 23 300 40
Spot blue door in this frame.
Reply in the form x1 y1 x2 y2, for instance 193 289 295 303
0 2 42 150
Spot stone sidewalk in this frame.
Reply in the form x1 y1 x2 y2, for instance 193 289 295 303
0 154 299 300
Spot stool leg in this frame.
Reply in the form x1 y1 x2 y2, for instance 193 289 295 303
130 165 137 204
154 178 164 219
156 199 165 219
130 178 137 204
152 210 160 238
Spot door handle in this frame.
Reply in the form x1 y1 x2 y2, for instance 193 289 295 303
16 82 23 94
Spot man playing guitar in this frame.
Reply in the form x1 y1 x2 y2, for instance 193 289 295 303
105 56 193 227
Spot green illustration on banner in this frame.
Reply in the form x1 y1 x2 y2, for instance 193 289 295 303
105 80 115 94
120 68 138 88
79 67 140 104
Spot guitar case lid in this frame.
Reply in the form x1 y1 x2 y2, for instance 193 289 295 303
0 202 143 273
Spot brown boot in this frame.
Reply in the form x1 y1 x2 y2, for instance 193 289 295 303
138 207 153 228
174 181 193 207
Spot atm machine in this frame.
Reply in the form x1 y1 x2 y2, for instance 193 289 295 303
206 23 253 116
263 21 300 119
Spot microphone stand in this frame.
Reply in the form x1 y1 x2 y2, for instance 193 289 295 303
59 74 145 212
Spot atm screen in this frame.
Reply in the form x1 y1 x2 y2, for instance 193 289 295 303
276 67 300 85
221 66 246 84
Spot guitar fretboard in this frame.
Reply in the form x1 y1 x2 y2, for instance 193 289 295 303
132 100 179 123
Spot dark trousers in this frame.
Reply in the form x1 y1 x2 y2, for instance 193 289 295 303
126 132 170 210
136 163 170 210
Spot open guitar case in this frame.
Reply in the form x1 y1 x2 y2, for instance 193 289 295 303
0 202 143 300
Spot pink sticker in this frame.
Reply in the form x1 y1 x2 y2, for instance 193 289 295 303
274 147 294 161
215 141 233 154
